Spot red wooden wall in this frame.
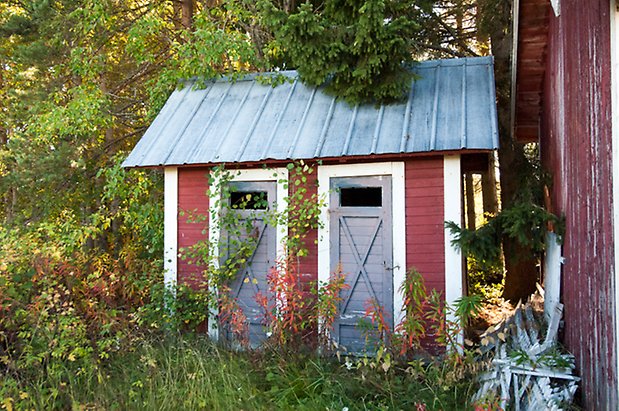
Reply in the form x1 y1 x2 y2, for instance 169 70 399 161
290 166 319 290
405 157 445 294
541 1 617 407
174 158 448 346
177 168 210 287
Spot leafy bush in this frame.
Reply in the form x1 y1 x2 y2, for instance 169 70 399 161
467 256 504 300
0 161 165 409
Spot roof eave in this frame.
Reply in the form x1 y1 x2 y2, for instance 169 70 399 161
122 148 497 170
511 0 551 144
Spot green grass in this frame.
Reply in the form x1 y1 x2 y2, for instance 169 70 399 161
1 335 479 410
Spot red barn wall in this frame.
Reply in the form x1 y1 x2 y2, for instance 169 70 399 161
177 168 210 287
540 1 617 407
405 157 445 295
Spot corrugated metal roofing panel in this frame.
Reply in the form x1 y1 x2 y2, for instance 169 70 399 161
123 56 498 168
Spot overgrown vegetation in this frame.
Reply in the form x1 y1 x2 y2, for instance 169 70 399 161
448 146 563 302
0 255 486 410
1 161 490 409
1 332 484 410
466 256 503 301
0 239 486 410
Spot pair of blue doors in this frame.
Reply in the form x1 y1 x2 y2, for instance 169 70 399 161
222 176 393 352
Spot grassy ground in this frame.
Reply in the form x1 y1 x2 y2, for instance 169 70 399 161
1 335 480 410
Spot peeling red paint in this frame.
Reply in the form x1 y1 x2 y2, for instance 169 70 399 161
538 0 617 408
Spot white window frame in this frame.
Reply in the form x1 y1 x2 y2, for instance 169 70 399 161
317 162 407 329
207 167 288 339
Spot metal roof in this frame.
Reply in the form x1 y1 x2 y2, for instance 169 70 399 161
123 56 498 168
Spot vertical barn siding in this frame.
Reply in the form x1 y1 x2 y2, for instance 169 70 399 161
177 168 210 287
541 1 617 407
290 167 319 289
405 158 445 294
290 166 319 345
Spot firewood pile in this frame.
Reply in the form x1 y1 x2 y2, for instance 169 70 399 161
472 293 579 410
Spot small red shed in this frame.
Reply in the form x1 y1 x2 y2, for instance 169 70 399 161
123 56 498 350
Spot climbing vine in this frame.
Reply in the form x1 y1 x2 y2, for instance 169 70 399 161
176 162 352 348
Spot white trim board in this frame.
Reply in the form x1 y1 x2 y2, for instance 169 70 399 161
443 155 463 343
317 162 407 327
551 0 560 17
543 232 563 322
207 167 289 339
163 167 179 289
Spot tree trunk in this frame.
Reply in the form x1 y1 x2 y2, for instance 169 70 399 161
284 0 298 13
501 239 539 302
465 173 476 230
481 0 539 302
0 69 15 223
181 0 194 30
172 0 182 31
482 154 498 216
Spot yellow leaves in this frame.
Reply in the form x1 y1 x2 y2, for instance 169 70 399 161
1 397 13 411
139 355 157 370
481 335 496 346
231 60 251 71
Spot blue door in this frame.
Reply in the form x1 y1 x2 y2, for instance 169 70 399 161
330 176 393 352
221 181 276 347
